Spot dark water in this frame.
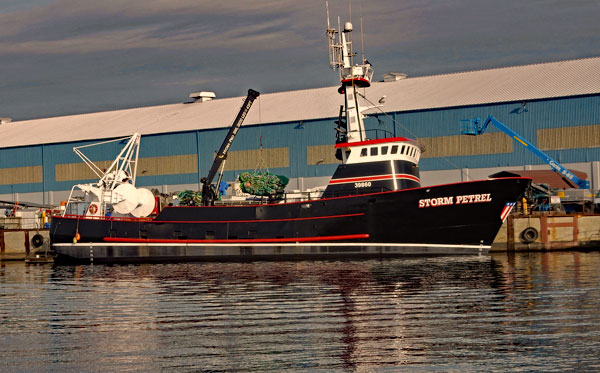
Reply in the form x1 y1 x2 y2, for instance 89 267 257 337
2 252 600 372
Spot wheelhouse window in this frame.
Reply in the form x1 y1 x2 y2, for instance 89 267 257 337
370 147 378 156
360 148 367 157
391 145 398 154
381 146 388 155
401 145 406 154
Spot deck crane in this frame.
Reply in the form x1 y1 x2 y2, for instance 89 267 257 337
201 89 260 205
461 116 590 189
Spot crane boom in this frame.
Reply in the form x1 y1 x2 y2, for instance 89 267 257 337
461 116 590 189
205 89 260 184
201 89 260 205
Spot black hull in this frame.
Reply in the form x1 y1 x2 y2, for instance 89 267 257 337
50 177 530 263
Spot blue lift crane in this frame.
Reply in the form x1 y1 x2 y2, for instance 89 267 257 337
461 116 590 189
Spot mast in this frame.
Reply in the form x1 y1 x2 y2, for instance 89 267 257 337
326 6 373 146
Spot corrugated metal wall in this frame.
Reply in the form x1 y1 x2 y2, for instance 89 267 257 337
1 94 599 196
394 95 600 170
0 146 43 193
538 125 600 150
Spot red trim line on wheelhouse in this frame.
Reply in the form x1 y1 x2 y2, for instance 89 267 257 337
335 137 418 148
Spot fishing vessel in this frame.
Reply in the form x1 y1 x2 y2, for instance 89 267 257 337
50 16 530 263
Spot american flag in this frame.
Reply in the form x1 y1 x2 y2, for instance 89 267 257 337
500 202 516 222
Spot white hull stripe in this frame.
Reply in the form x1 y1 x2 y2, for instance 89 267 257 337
391 160 398 190
55 242 491 249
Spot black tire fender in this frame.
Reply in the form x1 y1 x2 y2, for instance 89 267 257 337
520 227 538 243
31 233 44 248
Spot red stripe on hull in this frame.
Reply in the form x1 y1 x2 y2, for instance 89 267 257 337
103 233 370 244
329 175 393 184
329 174 420 184
396 174 421 182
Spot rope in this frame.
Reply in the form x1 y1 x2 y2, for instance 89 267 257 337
253 136 269 174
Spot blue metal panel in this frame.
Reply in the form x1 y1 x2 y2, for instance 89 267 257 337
136 173 198 188
0 145 42 168
194 118 338 183
290 119 333 178
0 182 42 194
42 140 103 191
139 132 197 158
135 131 200 187
0 145 43 194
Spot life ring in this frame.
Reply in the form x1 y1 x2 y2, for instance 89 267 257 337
88 204 98 214
31 234 44 248
520 227 539 243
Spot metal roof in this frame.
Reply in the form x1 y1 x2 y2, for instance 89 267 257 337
1 56 600 149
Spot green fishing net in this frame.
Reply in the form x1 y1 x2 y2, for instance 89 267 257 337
238 172 289 197
177 190 203 206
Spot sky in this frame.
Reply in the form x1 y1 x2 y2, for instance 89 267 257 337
1 0 599 121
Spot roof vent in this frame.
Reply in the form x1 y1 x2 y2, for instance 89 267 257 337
189 91 216 103
0 118 12 125
383 72 407 82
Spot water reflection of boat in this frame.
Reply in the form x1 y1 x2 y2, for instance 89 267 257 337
50 16 529 264
57 257 499 295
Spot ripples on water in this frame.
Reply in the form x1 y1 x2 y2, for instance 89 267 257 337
1 252 600 372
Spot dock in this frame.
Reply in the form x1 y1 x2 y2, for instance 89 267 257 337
0 228 50 261
1 210 53 261
492 213 600 251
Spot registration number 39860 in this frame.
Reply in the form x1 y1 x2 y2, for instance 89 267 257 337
354 181 372 188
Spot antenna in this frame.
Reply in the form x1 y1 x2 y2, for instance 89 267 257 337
326 1 331 30
349 2 352 24
325 2 344 70
360 16 365 63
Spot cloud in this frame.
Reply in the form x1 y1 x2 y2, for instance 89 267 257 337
0 20 303 55
0 0 320 55
1 0 599 121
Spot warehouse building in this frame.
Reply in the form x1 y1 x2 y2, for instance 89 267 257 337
1 57 599 205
